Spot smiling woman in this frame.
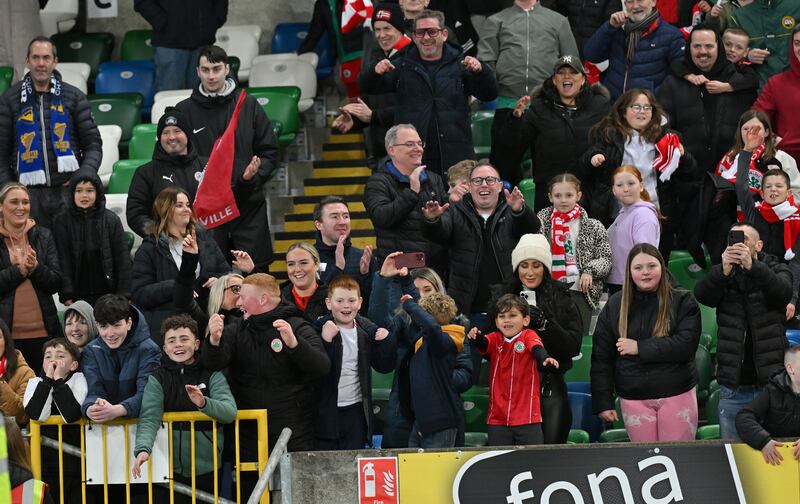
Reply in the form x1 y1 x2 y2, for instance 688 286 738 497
280 242 330 322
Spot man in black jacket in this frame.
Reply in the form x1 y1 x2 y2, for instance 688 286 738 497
0 36 101 229
202 273 330 492
421 161 540 315
126 107 205 237
359 9 498 175
176 45 278 273
364 124 450 274
695 222 793 441
134 0 228 92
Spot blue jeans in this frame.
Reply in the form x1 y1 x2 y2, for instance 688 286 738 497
153 46 201 91
719 385 762 441
408 421 457 449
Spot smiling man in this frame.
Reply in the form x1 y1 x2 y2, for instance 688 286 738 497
0 36 101 229
583 0 685 99
359 10 497 175
420 161 540 315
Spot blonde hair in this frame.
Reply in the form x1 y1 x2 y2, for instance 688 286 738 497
418 292 458 325
286 242 321 264
619 243 672 339
0 182 29 203
243 273 280 298
207 273 244 316
447 160 476 185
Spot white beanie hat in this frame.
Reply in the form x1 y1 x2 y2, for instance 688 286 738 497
511 234 552 272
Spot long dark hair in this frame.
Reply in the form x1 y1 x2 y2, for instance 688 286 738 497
0 319 18 376
619 243 672 339
589 89 664 145
729 109 778 161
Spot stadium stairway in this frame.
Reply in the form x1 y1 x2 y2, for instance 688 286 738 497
268 131 376 281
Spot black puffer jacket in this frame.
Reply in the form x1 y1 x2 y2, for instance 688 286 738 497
422 195 540 313
591 287 701 413
0 225 62 339
695 255 792 388
359 41 498 172
52 169 131 303
656 30 758 173
500 80 609 198
736 370 800 450
364 157 448 270
0 72 101 185
555 0 619 56
133 0 227 49
126 140 206 238
280 281 330 324
131 228 229 342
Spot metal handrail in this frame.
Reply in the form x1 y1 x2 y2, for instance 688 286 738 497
247 428 292 504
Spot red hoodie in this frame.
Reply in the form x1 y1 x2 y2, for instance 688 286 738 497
753 36 800 164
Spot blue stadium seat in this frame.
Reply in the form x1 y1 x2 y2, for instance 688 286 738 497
568 392 603 442
272 22 334 79
95 61 156 116
788 329 800 347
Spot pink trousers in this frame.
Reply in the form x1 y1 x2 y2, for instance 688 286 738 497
619 387 698 442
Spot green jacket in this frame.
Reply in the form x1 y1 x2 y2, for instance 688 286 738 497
134 370 236 477
732 0 800 86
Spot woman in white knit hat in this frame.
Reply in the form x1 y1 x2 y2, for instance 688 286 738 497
488 233 582 444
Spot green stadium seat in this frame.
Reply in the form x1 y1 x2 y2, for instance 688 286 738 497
699 332 712 350
699 303 718 354
612 396 624 429
372 388 391 436
51 32 114 80
710 379 719 394
470 110 493 159
478 358 490 388
228 56 241 79
464 432 488 447
667 253 710 291
121 30 153 61
57 310 65 328
462 389 488 433
598 428 630 443
88 93 144 149
246 86 301 148
0 66 12 94
567 429 590 444
695 345 713 405
518 179 536 210
564 340 591 383
696 424 720 440
706 388 720 425
108 159 148 194
129 124 158 159
125 231 135 252
371 369 394 390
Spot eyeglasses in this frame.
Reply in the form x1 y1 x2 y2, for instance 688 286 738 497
413 28 443 39
629 104 654 113
224 285 241 294
392 141 425 149
470 176 500 186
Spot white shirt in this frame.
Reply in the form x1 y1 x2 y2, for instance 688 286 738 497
623 131 659 208
337 325 362 407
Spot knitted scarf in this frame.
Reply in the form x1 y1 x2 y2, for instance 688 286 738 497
624 10 661 66
716 144 767 195
16 72 78 185
653 132 682 182
756 196 800 260
550 205 582 281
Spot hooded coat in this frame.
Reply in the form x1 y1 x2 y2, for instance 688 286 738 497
53 169 132 304
64 300 98 343
126 137 206 238
753 33 800 164
736 370 800 450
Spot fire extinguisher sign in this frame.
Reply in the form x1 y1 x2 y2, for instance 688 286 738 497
357 456 399 504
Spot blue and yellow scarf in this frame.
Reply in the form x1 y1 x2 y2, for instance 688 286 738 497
16 72 78 185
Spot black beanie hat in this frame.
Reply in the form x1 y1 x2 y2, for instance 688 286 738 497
157 106 191 139
372 3 406 35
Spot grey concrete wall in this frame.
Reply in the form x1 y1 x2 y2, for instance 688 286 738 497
86 0 315 57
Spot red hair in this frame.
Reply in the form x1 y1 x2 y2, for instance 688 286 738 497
612 165 654 203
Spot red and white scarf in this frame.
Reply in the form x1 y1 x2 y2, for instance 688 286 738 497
550 205 582 281
342 0 374 32
716 144 767 195
653 132 682 182
756 196 800 260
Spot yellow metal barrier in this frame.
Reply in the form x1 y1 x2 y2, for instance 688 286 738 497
29 409 269 504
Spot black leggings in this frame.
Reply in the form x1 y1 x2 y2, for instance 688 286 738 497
540 371 571 444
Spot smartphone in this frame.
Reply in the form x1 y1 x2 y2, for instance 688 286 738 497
520 290 537 307
395 252 426 270
728 230 745 246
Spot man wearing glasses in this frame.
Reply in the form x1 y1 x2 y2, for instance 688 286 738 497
359 9 498 176
420 161 539 317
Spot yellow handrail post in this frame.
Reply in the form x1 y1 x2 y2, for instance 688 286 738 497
29 420 41 480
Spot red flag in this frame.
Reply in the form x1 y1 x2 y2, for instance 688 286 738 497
194 90 247 229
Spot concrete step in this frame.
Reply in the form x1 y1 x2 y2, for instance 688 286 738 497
274 229 376 253
284 211 373 232
290 194 367 214
302 176 368 196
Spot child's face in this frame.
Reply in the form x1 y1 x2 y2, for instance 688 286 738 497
548 181 582 214
495 307 530 337
448 177 467 190
163 327 199 364
762 175 790 206
73 181 97 210
65 312 91 348
43 344 78 375
612 172 643 206
98 318 132 349
723 32 749 63
325 287 363 327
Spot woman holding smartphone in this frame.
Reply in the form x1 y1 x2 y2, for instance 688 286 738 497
489 233 582 444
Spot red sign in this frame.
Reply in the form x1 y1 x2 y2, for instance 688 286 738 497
358 456 399 504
